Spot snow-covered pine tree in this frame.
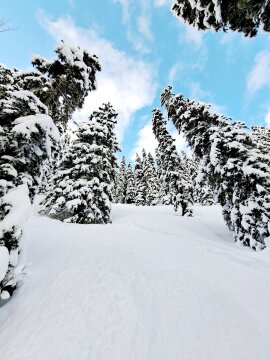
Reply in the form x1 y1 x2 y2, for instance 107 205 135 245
252 126 270 156
41 103 119 224
125 163 136 204
0 65 60 299
161 86 270 250
141 148 148 169
134 153 146 206
181 152 215 205
31 42 101 133
0 43 101 299
172 0 270 37
115 156 127 203
144 152 159 206
155 147 167 204
152 108 193 215
97 103 121 193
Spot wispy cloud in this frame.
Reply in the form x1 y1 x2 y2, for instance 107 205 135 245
247 50 270 94
153 0 171 6
189 82 226 115
111 0 168 53
168 63 184 85
38 13 157 143
137 14 153 42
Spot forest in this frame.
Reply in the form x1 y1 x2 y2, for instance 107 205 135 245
0 1 270 360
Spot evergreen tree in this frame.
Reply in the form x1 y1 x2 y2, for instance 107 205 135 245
181 152 216 205
144 152 159 206
141 148 148 169
126 163 136 204
115 156 127 203
0 43 101 299
252 126 270 156
0 65 60 299
134 153 146 206
172 0 270 37
41 104 119 224
161 85 270 250
155 147 167 204
31 42 101 132
152 108 193 215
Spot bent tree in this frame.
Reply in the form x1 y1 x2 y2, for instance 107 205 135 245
161 86 270 250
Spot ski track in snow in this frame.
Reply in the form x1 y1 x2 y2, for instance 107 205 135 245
0 204 270 360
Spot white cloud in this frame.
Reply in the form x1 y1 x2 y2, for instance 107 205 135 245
130 121 158 160
247 50 270 94
130 119 189 161
265 110 270 128
153 0 171 6
38 14 157 142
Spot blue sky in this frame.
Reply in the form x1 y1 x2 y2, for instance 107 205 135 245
1 0 270 160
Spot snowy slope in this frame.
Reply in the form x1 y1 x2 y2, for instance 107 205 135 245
0 204 270 360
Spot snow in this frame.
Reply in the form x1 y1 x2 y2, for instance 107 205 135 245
0 246 9 283
12 114 60 142
0 184 31 239
1 204 270 359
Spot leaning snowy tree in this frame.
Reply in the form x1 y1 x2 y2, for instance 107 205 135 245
31 42 101 132
41 103 119 224
172 0 270 37
152 108 193 215
161 86 270 250
0 43 101 299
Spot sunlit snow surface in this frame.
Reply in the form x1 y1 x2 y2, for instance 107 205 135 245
1 204 270 360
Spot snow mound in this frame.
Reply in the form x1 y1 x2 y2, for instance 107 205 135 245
0 204 270 360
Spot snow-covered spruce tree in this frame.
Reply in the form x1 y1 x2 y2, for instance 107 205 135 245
31 42 101 133
172 0 270 37
141 148 148 169
41 103 119 224
115 156 127 203
125 163 136 204
181 151 215 205
0 43 101 299
0 65 60 299
252 126 270 157
134 153 146 206
152 108 193 215
144 152 159 206
155 147 167 204
161 86 270 250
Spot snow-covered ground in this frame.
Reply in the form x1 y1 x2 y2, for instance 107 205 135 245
0 204 270 360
